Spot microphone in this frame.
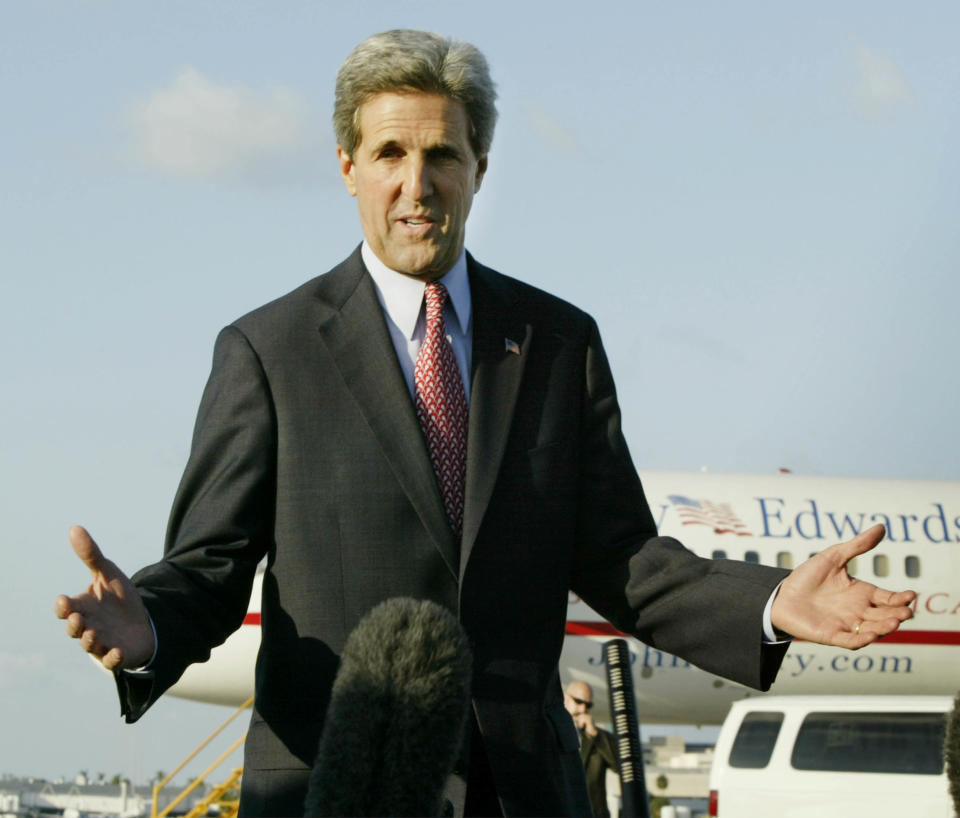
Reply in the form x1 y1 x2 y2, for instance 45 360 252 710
304 597 473 817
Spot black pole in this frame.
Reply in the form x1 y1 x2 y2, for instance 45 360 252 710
603 638 650 818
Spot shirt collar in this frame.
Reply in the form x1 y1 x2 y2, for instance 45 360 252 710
361 242 472 340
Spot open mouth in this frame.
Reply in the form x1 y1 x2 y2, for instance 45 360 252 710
397 216 438 237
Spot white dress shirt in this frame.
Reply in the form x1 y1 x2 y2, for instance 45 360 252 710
361 241 472 401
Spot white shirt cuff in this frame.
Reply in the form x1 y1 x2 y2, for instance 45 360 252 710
123 610 159 675
762 581 792 644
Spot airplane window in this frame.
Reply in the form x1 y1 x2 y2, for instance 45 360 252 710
712 550 727 559
791 712 946 774
808 552 819 559
729 712 784 769
873 554 890 577
846 557 858 576
744 551 760 564
905 556 920 578
776 552 793 569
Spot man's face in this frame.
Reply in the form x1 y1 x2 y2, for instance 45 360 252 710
338 91 488 281
564 682 593 718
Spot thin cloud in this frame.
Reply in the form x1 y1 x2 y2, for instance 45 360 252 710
851 41 915 118
0 651 45 689
523 105 584 155
124 67 328 185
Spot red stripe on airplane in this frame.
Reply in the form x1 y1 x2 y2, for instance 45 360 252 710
565 621 626 637
242 615 960 647
791 630 960 646
563 622 960 646
873 630 960 645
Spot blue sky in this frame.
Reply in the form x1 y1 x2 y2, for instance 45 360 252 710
2 1 958 785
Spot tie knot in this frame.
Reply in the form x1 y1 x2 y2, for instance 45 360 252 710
424 282 449 319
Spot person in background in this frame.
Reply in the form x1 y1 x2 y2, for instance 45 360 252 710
565 681 619 817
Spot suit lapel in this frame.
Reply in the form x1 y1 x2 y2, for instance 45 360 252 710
461 257 531 578
313 250 459 579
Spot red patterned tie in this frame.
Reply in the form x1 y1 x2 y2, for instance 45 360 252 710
415 282 469 536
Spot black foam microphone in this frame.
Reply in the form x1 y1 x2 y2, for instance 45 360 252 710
304 597 473 817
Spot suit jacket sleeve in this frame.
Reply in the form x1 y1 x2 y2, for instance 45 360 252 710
117 325 275 721
569 318 789 691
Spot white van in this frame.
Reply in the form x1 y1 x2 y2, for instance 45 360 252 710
707 695 955 817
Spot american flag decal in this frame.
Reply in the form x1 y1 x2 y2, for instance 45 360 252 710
667 495 753 536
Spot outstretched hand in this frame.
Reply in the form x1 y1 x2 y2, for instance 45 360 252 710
54 526 155 671
771 524 916 649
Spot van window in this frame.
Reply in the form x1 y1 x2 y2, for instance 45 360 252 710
791 712 946 775
729 711 784 768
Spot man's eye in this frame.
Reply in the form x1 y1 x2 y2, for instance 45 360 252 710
430 149 460 163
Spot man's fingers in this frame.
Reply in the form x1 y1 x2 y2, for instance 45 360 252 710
80 628 99 654
69 524 107 576
65 611 118 658
830 523 886 565
859 616 906 642
64 611 85 639
836 613 915 651
860 604 914 623
871 586 917 608
79 627 120 661
101 647 124 671
54 594 73 620
834 626 881 651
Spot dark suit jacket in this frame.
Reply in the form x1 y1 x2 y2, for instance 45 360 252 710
580 728 618 818
118 248 789 816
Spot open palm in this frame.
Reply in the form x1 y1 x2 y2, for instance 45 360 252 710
54 526 155 670
771 524 916 649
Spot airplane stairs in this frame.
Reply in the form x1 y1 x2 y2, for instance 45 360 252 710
180 767 242 818
151 696 253 818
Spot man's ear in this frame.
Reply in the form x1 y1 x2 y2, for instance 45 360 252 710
337 146 357 196
474 155 488 193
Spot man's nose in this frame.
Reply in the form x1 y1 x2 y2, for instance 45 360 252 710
403 156 433 201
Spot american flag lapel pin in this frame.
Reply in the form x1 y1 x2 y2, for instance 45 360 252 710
504 338 521 355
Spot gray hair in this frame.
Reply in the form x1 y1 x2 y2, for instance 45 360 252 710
334 29 498 159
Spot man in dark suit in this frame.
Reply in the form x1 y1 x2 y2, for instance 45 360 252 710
56 29 917 817
565 681 618 818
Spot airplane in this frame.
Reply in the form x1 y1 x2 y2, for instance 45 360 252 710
165 470 960 726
